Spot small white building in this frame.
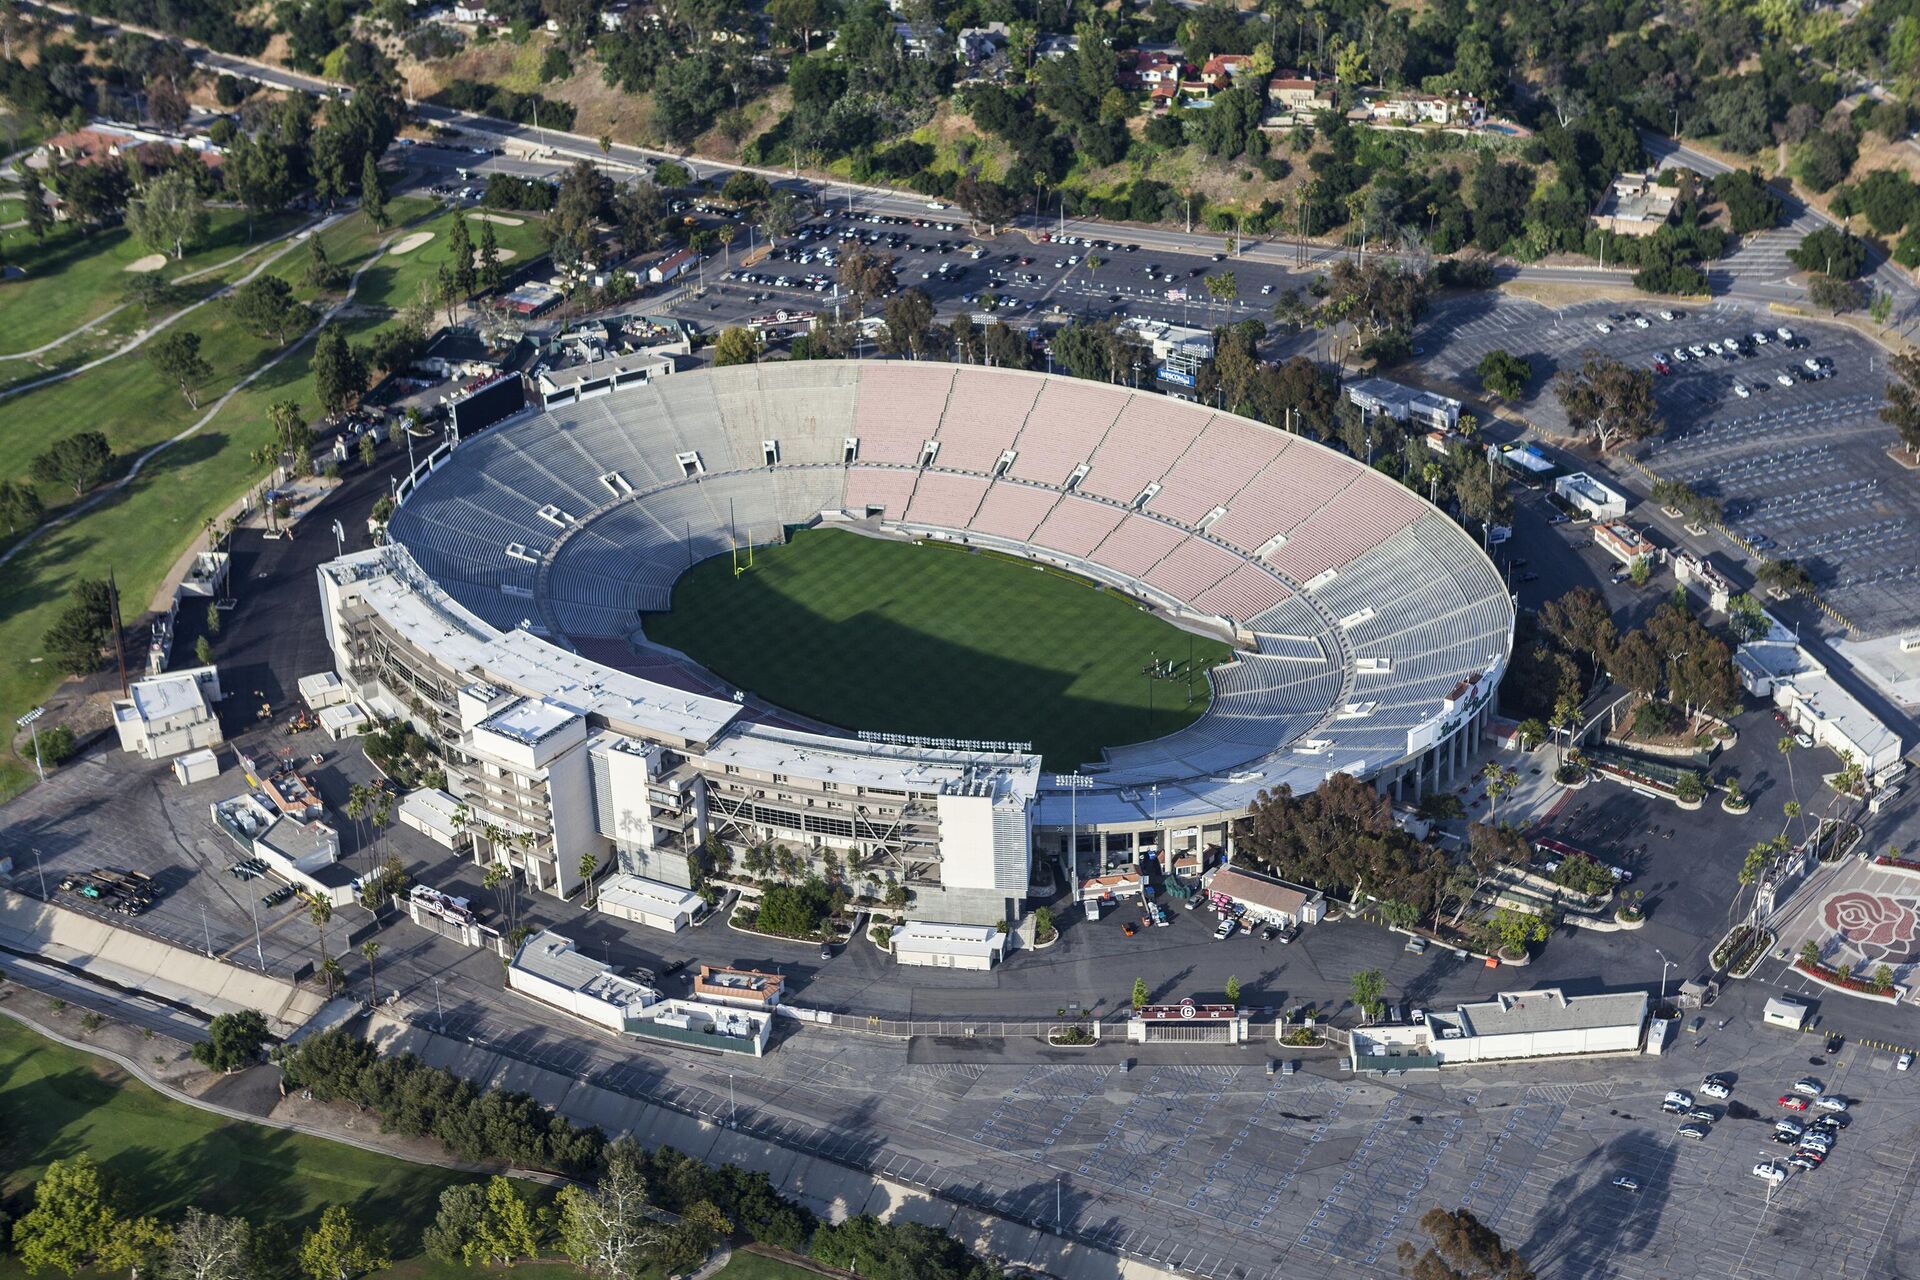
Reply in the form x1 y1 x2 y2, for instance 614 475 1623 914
1764 995 1809 1030
890 920 1005 970
1554 472 1629 521
648 248 698 285
1736 618 1904 785
508 930 661 1034
172 747 220 786
1344 376 1461 431
1674 553 1735 612
596 872 702 933
398 787 470 850
113 666 224 760
1205 866 1325 928
1423 988 1649 1064
1592 520 1655 567
298 671 352 710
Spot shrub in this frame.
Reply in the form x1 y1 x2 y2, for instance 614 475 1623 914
755 878 833 937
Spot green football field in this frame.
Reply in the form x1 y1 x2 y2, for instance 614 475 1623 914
644 529 1231 769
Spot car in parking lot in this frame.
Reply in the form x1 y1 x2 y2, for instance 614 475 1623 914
1792 1077 1823 1096
1686 1106 1716 1122
1900 1052 1913 1071
1672 347 1690 362
1825 1033 1844 1054
1777 326 1795 341
1214 917 1237 941
1690 344 1707 358
1701 1078 1731 1099
1816 1095 1848 1112
1775 1117 1805 1137
1752 1162 1786 1185
1662 1090 1694 1112
1794 732 1814 749
1612 1175 1640 1192
1677 1123 1709 1139
1751 330 1770 345
1779 1094 1810 1111
1733 382 1750 398
1787 1154 1820 1171
1595 321 1613 334
1777 370 1797 386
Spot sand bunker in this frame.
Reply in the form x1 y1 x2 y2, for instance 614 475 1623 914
469 213 524 226
124 254 167 273
476 248 519 266
389 231 435 255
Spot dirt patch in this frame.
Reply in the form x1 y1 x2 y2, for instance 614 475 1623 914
389 231 435 255
123 254 167 273
468 212 524 226
1497 278 1652 308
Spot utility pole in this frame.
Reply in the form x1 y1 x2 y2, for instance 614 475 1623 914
16 707 45 783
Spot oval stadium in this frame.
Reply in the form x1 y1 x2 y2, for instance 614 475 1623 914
318 361 1513 929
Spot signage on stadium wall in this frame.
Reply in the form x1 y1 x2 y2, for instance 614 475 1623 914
1158 367 1196 387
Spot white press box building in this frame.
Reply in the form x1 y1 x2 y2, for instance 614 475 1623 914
315 364 1514 927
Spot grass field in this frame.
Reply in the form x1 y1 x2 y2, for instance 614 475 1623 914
0 1017 812 1280
0 207 308 356
644 529 1230 770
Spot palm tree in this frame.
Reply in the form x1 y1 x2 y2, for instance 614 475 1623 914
361 939 381 1005
309 897 335 996
345 783 373 860
578 851 599 909
1778 734 1799 835
1485 765 1518 824
1422 462 1444 504
320 957 344 998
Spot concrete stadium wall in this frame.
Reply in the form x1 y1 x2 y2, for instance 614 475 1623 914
0 890 326 1030
363 1013 1163 1280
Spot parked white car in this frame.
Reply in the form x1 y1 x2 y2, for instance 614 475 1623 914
1752 1162 1785 1185
1816 1095 1848 1112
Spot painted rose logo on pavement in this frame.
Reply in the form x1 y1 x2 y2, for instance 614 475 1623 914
1823 891 1920 962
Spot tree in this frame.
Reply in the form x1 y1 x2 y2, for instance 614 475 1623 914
191 1009 269 1073
1538 586 1615 674
12 1155 121 1276
881 287 937 358
1610 630 1661 699
1484 766 1519 825
422 1185 487 1267
1131 977 1150 1010
1489 907 1548 956
298 1207 388 1280
1224 974 1242 1004
1799 938 1821 968
360 152 388 230
1883 350 1920 462
712 326 762 366
1477 349 1531 399
448 210 476 301
305 235 346 290
42 580 116 677
470 1176 543 1267
126 170 208 261
555 1138 664 1280
477 219 503 293
32 431 114 497
309 897 335 996
99 1217 172 1280
229 276 308 344
1788 226 1867 279
149 332 213 409
1349 968 1385 1022
162 1211 252 1280
360 939 382 1004
123 274 183 327
1397 1206 1535 1280
22 167 53 240
0 478 45 533
1552 356 1660 452
312 325 366 417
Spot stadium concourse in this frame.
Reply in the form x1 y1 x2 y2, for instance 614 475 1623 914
318 362 1512 927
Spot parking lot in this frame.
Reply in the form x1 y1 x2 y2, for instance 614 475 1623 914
1418 294 1920 637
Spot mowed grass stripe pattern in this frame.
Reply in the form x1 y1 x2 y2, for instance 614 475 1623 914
644 529 1229 770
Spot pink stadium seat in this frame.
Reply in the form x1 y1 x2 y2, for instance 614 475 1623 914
1091 515 1188 578
1007 379 1127 485
1030 494 1127 559
852 364 954 464
1269 478 1427 580
1081 396 1210 504
1143 537 1242 605
1191 562 1293 622
934 369 1042 473
842 467 920 518
1151 419 1288 524
969 482 1061 542
905 471 991 528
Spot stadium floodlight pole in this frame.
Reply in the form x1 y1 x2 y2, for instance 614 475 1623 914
332 519 346 559
1053 774 1094 890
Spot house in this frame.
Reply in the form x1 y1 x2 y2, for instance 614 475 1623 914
1117 48 1184 92
1034 32 1079 60
1593 172 1677 237
598 2 630 31
451 2 501 24
1267 75 1325 115
1352 90 1483 128
1344 376 1462 431
113 667 224 760
1199 53 1253 86
957 23 1008 65
893 21 940 58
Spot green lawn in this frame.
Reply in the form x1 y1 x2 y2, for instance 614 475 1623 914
332 207 550 314
0 1018 823 1280
0 1016 494 1280
644 529 1229 770
0 207 306 355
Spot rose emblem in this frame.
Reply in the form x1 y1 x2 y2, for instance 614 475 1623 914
1823 891 1920 960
